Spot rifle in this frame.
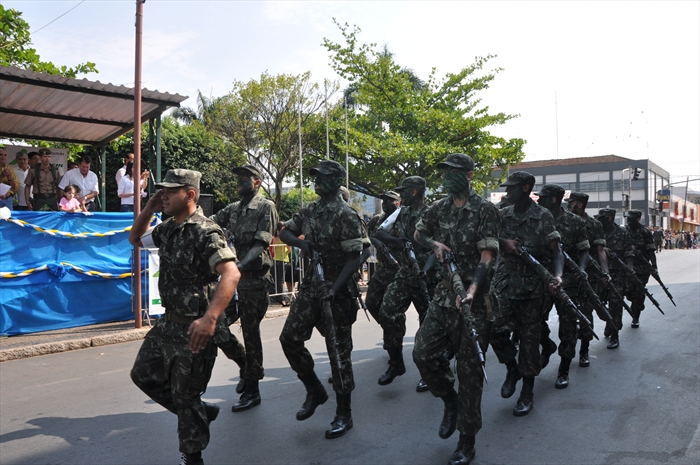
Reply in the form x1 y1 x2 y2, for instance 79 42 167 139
442 251 487 382
404 241 431 306
516 246 599 340
586 254 633 317
633 249 676 306
560 245 620 331
370 237 400 269
607 251 665 315
309 249 345 389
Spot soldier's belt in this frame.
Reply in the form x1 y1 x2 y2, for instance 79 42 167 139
165 312 200 325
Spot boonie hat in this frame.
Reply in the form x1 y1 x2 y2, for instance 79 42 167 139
566 192 589 203
536 184 565 198
232 165 264 180
599 208 616 217
625 209 642 218
437 153 475 171
500 171 536 187
310 160 345 177
380 190 401 202
395 176 426 191
155 169 202 189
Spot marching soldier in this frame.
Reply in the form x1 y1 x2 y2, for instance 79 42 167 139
625 209 657 328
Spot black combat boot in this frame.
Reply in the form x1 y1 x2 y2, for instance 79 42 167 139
604 321 611 338
579 340 590 367
203 402 220 424
180 451 203 465
555 358 571 389
448 433 476 465
540 338 558 370
439 389 459 439
416 379 429 392
234 357 247 394
296 370 329 421
513 376 534 416
631 309 640 328
607 330 619 349
231 379 261 412
378 347 406 385
325 393 353 439
500 359 521 399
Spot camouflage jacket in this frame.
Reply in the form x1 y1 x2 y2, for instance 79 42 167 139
626 224 655 269
493 199 560 299
367 212 393 269
153 208 237 317
604 223 634 271
383 205 432 275
553 208 590 287
209 192 277 272
416 189 500 307
284 192 364 292
582 214 606 249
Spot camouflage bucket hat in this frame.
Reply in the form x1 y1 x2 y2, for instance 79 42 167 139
566 192 589 203
395 176 426 191
232 165 264 180
535 184 565 198
625 209 643 218
500 171 536 188
155 169 202 189
380 190 401 202
310 160 345 177
437 153 475 171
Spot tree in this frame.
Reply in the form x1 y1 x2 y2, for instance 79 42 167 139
207 71 332 212
171 90 221 125
317 20 525 197
0 6 98 77
278 187 318 221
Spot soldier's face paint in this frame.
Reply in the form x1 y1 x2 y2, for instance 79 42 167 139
443 169 469 196
537 194 554 209
569 200 585 215
400 188 415 205
381 198 398 214
627 216 640 228
505 184 527 203
237 174 254 195
314 173 341 196
599 214 614 226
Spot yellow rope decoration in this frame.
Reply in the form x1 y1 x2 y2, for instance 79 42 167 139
0 262 143 279
1 217 131 238
0 265 49 278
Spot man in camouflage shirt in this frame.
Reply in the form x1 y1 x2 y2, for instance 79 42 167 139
363 191 401 323
597 208 635 349
536 185 590 389
567 192 611 367
413 154 500 465
278 160 364 439
209 165 278 412
129 169 240 465
373 176 437 391
625 209 657 328
490 171 563 417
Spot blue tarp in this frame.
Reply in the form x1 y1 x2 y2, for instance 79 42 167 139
0 211 136 335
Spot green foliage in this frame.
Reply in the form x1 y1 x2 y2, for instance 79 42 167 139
317 20 526 198
0 6 98 77
278 187 318 221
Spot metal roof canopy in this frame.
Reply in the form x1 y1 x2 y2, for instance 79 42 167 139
0 65 187 146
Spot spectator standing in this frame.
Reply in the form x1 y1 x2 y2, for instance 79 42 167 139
117 162 148 212
58 155 99 212
12 151 30 211
27 152 40 169
271 222 291 306
24 148 60 211
115 153 135 186
0 148 20 210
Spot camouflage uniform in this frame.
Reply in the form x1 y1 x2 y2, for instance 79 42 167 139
364 212 398 323
210 191 278 381
413 187 500 436
380 204 436 350
626 218 655 319
601 217 634 330
279 192 364 394
131 207 236 454
542 207 590 360
579 213 607 340
490 199 560 378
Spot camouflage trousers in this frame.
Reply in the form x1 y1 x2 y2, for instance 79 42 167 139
490 294 547 378
216 275 270 380
380 271 432 350
364 266 397 324
131 318 217 454
541 285 582 360
413 292 491 436
603 270 628 330
578 272 608 342
629 272 650 317
279 288 356 394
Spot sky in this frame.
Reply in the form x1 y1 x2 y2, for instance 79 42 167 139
5 0 700 190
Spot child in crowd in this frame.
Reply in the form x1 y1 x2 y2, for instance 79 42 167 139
59 185 88 213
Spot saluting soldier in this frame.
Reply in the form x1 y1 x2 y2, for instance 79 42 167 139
278 160 364 439
413 154 500 465
209 165 279 412
129 169 240 465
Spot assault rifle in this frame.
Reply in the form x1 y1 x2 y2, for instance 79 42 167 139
310 249 344 389
442 251 487 382
633 249 676 306
516 246 599 340
559 245 619 331
404 241 432 307
585 253 633 317
370 237 400 269
607 251 665 315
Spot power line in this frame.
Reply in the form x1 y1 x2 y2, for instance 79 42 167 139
32 1 86 35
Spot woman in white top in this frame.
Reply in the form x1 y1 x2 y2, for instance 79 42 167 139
117 162 148 212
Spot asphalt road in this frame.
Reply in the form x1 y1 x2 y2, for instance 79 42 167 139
1 250 698 465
